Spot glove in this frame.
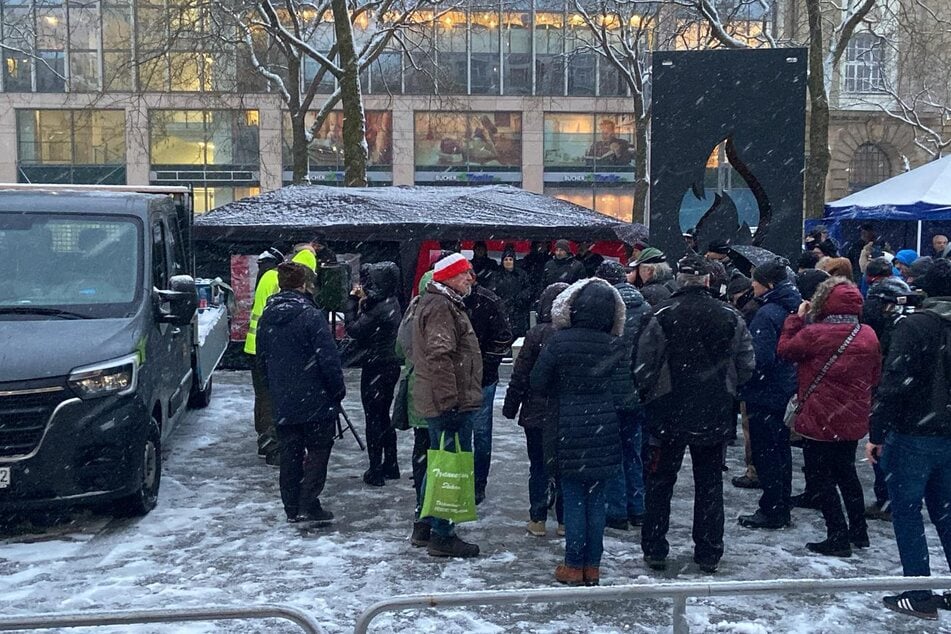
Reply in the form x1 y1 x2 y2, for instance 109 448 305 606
502 400 518 420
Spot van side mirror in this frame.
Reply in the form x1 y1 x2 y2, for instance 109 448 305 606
156 275 198 325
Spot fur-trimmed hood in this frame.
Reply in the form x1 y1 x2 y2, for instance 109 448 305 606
551 278 626 336
810 276 862 319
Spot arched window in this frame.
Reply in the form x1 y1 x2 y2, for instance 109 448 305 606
849 143 892 193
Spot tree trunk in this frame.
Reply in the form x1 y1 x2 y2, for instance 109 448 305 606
291 112 310 184
331 0 368 187
804 0 830 220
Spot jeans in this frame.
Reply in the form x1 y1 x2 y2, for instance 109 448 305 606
882 432 951 601
422 410 475 537
562 477 607 568
276 420 335 519
606 409 645 521
525 427 563 523
748 406 792 520
472 383 498 492
412 427 430 518
801 439 867 545
360 361 401 474
642 441 725 565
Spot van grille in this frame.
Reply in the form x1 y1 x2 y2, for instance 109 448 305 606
0 387 64 458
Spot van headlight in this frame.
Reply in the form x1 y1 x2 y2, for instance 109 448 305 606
68 354 139 399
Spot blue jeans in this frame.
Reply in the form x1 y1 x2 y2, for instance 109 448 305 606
748 406 791 520
606 409 645 521
422 410 475 538
471 383 497 491
882 432 951 601
562 477 607 568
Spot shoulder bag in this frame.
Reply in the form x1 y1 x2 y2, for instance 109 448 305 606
784 323 861 428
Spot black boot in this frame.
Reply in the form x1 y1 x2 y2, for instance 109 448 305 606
806 538 852 558
383 462 401 480
363 468 385 487
299 503 334 524
738 510 790 530
427 533 480 558
790 492 822 510
410 521 431 547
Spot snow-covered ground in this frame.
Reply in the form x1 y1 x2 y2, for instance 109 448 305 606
1 369 949 633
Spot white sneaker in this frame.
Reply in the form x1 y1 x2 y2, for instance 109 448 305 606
526 521 546 537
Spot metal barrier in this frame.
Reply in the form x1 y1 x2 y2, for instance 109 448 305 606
0 604 324 633
354 575 951 634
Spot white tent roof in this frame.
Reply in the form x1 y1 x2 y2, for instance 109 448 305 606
825 154 951 219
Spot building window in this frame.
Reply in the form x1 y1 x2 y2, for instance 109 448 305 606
849 142 891 193
565 13 594 96
414 111 521 185
470 5 500 95
534 7 564 96
544 113 636 171
16 109 126 183
545 187 634 222
193 186 260 215
844 32 886 94
282 111 393 184
503 9 530 95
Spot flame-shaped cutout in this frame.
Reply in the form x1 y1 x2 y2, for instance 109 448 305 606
679 137 772 249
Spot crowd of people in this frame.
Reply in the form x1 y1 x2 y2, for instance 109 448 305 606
246 229 951 622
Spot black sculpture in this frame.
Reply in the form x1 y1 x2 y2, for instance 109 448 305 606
650 48 807 261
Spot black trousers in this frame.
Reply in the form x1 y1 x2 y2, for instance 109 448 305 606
642 441 725 565
361 362 401 473
250 354 274 444
412 427 430 517
277 420 335 519
801 439 868 545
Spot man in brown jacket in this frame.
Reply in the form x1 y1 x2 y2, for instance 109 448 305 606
412 253 484 558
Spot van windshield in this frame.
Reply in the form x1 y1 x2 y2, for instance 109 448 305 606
0 213 142 319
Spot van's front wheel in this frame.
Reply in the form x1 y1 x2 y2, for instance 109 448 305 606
115 418 161 517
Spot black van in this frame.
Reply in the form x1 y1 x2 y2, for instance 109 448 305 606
0 185 228 516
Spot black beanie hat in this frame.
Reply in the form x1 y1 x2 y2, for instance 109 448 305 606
865 257 892 279
278 262 309 290
797 251 820 270
918 258 951 297
796 269 830 300
726 272 752 296
753 259 790 287
596 260 626 284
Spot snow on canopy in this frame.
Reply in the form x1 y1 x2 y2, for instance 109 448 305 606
824 154 951 221
194 184 645 243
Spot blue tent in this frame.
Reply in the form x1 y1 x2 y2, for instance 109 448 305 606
820 155 951 253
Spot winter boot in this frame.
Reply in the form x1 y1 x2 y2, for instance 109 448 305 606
806 538 852 558
628 514 644 528
383 462 401 480
850 527 870 549
475 483 486 506
556 524 566 537
791 492 822 511
865 501 892 522
526 521 547 537
265 451 280 468
583 566 600 586
554 564 584 586
738 510 790 530
940 592 951 610
605 518 630 531
410 521 431 547
299 504 334 524
883 592 939 620
731 473 760 489
363 468 385 487
694 557 718 574
427 534 480 558
643 554 667 571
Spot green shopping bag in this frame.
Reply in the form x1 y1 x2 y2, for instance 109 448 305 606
420 432 477 523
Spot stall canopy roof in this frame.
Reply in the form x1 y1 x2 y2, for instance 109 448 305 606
194 184 645 243
824 154 951 221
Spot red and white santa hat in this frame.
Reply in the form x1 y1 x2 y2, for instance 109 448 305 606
432 253 473 282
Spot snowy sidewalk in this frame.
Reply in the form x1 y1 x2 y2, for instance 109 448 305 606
0 369 948 633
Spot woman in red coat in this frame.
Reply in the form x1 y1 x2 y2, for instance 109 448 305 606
778 277 882 557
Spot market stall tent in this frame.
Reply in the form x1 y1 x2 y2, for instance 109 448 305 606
822 154 951 253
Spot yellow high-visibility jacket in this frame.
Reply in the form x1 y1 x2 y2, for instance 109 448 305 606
244 249 317 355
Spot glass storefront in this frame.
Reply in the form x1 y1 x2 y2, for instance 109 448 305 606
193 186 261 215
415 111 521 185
282 110 393 184
17 109 126 183
546 187 634 222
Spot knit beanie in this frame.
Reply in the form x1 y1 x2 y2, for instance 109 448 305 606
752 259 789 287
726 272 752 296
432 253 472 282
277 262 309 290
865 257 892 280
501 244 517 262
796 269 830 301
554 239 571 253
595 260 626 284
919 258 951 297
895 249 919 267
909 256 935 280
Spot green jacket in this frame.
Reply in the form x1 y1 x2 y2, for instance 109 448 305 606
396 271 433 428
244 249 317 355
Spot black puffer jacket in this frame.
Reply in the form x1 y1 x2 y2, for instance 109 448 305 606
531 278 626 481
636 285 755 444
492 266 532 339
503 283 569 428
345 262 402 366
543 256 586 287
464 284 514 387
258 290 346 425
610 281 651 411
